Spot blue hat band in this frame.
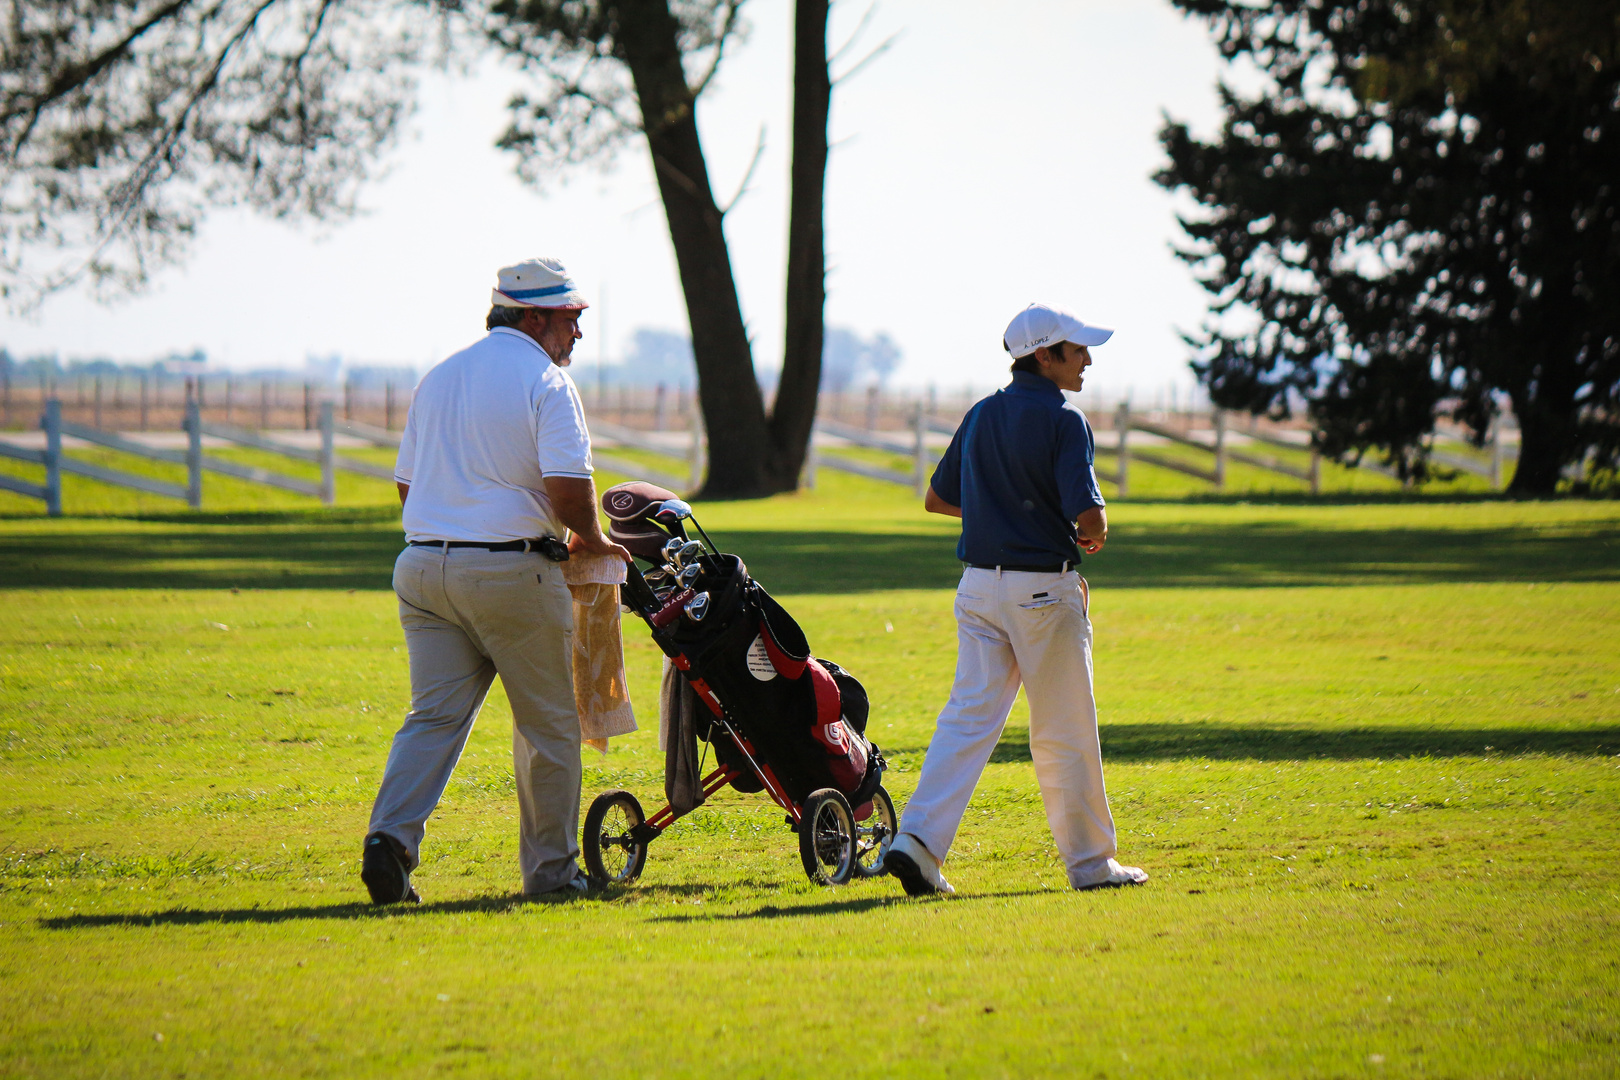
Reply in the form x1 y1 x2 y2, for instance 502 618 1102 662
502 283 574 300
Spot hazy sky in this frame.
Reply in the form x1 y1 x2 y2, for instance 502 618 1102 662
0 0 1228 399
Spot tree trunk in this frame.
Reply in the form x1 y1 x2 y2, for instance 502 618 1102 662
1505 339 1584 495
1508 391 1580 495
616 0 770 497
765 0 831 492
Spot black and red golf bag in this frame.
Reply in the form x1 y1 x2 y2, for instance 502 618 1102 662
583 481 893 887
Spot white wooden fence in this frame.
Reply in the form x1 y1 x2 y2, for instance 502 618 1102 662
0 399 401 515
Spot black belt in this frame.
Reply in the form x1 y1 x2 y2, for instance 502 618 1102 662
409 539 544 552
966 561 1073 573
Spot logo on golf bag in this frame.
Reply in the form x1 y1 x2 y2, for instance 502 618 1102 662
746 635 777 681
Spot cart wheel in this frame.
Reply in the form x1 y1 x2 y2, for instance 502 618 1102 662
798 788 857 886
853 785 897 878
583 790 649 885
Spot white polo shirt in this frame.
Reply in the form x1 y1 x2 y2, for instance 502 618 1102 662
395 326 593 542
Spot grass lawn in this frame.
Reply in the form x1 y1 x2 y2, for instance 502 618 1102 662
1 476 1617 1077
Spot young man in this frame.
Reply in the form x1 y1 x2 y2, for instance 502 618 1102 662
884 302 1148 896
361 256 630 904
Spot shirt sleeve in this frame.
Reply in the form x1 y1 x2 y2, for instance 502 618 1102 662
535 374 594 479
1056 408 1105 520
930 421 965 506
393 400 417 484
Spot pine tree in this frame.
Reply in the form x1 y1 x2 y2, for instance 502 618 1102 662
1157 0 1619 492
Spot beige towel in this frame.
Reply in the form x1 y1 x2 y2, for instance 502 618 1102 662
561 553 637 753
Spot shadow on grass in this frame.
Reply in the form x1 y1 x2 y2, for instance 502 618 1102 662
37 886 665 930
0 512 1615 591
979 724 1620 763
646 888 1045 923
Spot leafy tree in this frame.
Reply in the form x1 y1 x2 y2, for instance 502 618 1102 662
619 327 696 389
820 325 900 391
2 0 877 497
1157 0 1619 492
0 0 431 302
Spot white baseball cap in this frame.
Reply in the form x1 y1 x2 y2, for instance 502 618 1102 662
1003 302 1113 358
491 257 589 310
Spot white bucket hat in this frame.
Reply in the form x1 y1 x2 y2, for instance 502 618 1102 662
1003 302 1113 358
491 257 589 310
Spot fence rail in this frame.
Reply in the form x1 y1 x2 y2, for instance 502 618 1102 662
0 399 418 514
2 386 1526 513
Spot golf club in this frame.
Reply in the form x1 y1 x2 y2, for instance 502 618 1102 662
683 591 711 622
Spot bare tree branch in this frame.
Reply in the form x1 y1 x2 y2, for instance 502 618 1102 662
832 28 898 86
827 1 876 67
719 122 764 216
687 0 744 98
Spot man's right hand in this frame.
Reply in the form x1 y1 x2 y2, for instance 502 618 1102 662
568 530 633 563
545 475 632 564
1076 506 1107 554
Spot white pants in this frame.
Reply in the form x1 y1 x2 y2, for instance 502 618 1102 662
898 567 1119 888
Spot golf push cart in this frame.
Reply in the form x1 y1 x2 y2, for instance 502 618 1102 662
580 481 897 886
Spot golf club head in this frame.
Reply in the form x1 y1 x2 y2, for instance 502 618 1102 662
661 537 685 566
683 591 711 622
653 499 693 523
642 568 673 589
676 541 705 566
676 563 702 589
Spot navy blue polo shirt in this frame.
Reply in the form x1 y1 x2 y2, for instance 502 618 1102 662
930 370 1106 566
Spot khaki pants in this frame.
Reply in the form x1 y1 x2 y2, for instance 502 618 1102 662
368 544 581 894
897 567 1119 889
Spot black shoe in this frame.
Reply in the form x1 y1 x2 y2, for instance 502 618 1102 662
361 832 420 905
526 868 606 901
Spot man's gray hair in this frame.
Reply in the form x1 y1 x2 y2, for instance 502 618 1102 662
486 304 530 331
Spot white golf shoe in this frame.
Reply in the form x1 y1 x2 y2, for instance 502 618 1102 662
1074 859 1149 890
884 832 954 896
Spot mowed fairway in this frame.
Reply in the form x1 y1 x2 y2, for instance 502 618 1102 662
1 480 1617 1078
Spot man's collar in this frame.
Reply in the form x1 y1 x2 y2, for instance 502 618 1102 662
1008 369 1062 396
489 325 556 363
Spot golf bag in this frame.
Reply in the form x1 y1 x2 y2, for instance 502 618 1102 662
603 482 884 812
582 481 894 886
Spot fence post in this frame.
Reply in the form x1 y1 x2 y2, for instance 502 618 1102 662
303 382 313 431
260 380 270 430
654 383 668 431
2 364 11 428
1489 418 1504 491
343 380 353 422
865 386 879 431
912 399 929 497
802 425 818 490
319 400 336 505
184 398 202 509
688 411 705 492
41 399 63 516
93 376 104 429
139 373 150 431
1115 400 1130 499
1213 408 1227 490
385 382 396 431
1309 447 1322 496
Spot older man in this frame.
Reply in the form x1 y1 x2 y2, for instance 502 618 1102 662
361 257 629 903
884 303 1148 896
